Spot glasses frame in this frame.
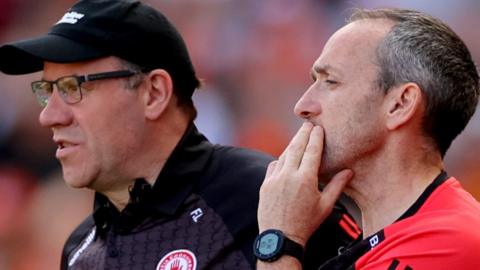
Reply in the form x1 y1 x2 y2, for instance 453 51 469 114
31 70 140 107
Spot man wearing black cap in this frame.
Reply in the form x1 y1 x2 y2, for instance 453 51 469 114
0 0 359 269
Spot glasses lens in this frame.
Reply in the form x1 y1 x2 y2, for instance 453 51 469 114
31 81 52 107
58 77 81 104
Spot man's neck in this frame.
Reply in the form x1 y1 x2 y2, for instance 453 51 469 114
103 187 131 211
346 149 443 237
99 116 191 212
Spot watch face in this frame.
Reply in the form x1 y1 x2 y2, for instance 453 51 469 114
259 233 280 255
254 229 304 263
254 230 285 261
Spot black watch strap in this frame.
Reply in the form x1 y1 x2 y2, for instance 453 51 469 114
283 234 304 261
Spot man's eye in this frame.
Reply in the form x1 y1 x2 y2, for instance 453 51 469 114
325 80 337 84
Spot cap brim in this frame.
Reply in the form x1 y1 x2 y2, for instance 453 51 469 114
0 34 106 75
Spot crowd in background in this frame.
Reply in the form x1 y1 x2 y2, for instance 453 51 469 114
1 0 479 269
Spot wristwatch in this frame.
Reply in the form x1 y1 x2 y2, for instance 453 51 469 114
253 229 304 262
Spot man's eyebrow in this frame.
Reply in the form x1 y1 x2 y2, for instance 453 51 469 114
311 64 342 76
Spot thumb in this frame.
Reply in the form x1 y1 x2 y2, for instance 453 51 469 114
320 169 354 209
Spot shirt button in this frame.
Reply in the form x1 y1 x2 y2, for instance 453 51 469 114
109 249 119 258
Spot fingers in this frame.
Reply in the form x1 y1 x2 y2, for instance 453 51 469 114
299 125 324 172
320 169 354 208
258 122 354 244
278 122 314 169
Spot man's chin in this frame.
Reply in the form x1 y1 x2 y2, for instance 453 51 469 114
62 171 90 189
64 179 88 189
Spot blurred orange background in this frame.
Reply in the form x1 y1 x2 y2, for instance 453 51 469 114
1 0 479 269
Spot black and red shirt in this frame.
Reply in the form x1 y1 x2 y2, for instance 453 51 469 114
61 124 358 270
319 172 480 270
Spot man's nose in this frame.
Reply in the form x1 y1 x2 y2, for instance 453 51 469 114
294 89 320 120
38 89 73 128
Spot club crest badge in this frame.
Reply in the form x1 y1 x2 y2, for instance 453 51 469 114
156 249 197 270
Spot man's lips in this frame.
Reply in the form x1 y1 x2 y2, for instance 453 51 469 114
53 138 80 158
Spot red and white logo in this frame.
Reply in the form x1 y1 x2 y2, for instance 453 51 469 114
157 249 197 270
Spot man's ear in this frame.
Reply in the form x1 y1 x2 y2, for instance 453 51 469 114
385 83 423 130
143 69 173 120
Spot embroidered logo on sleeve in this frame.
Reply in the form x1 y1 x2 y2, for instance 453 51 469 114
190 208 204 223
56 11 85 24
157 249 197 270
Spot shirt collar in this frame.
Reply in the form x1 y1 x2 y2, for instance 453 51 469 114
149 123 214 215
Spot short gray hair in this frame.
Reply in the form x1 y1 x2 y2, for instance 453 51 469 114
349 8 479 157
119 59 145 89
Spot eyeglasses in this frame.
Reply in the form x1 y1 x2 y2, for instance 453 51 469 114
31 70 140 107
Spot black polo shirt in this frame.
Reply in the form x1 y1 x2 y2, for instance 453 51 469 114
61 124 358 270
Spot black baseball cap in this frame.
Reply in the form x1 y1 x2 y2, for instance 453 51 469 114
0 0 199 97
